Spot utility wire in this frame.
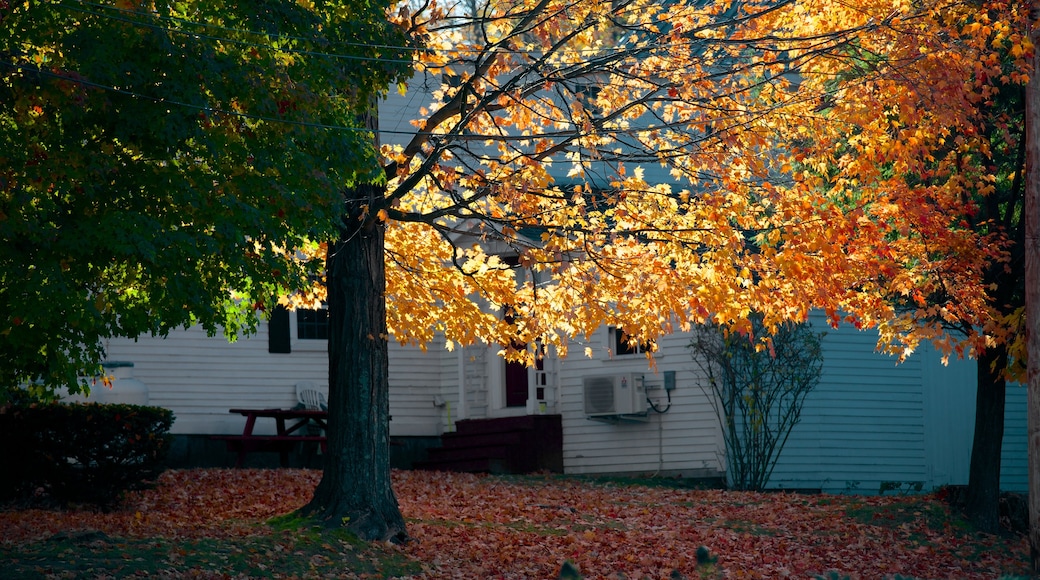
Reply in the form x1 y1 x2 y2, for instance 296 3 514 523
1 59 720 142
0 60 385 135
69 0 423 54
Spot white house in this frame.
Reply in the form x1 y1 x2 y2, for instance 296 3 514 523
94 78 1029 493
101 303 1027 495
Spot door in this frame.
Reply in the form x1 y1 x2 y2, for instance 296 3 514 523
505 359 528 408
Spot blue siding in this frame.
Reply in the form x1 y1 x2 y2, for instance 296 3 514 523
920 347 975 489
1001 384 1028 492
766 316 1026 495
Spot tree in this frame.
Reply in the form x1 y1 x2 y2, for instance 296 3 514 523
1023 0 1039 571
962 77 1026 534
298 0 1033 540
0 1 408 395
690 315 825 491
294 0 891 539
740 0 1035 533
297 111 408 541
6 0 1030 545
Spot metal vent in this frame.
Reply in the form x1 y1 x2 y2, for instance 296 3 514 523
583 376 618 415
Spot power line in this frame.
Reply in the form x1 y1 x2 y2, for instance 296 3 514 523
66 0 427 54
2 60 712 142
0 60 385 135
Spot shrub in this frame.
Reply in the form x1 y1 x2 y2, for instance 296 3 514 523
690 314 825 491
0 402 174 507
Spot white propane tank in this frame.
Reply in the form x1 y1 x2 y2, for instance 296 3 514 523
64 361 149 405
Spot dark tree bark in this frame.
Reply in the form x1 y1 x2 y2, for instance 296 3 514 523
963 346 1007 534
962 80 1028 536
1023 3 1039 570
297 109 407 543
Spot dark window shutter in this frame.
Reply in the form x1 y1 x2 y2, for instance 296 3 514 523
268 305 291 353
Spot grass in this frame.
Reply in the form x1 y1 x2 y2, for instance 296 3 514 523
1 525 420 579
844 499 961 532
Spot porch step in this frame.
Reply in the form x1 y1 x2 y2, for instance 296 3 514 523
449 415 545 435
417 456 507 473
415 414 562 474
438 430 527 449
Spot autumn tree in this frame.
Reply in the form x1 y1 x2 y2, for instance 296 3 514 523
6 0 1031 545
291 0 876 539
0 0 408 396
960 75 1026 534
299 0 1034 540
737 1 1036 533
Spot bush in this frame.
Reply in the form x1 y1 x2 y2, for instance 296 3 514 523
0 402 174 507
690 314 825 491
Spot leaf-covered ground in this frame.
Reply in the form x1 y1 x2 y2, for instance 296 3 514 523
0 469 1030 579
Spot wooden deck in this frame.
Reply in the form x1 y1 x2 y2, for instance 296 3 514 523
416 414 562 474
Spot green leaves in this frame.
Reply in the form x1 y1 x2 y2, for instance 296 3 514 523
0 0 411 395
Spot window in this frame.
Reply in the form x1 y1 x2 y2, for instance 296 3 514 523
267 304 328 354
609 326 654 356
296 306 329 340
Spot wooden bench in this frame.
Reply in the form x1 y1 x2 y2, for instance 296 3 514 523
211 434 327 467
214 407 329 467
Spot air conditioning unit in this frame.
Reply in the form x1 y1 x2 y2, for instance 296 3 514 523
583 374 646 417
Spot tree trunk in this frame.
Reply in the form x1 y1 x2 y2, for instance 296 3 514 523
1024 3 1040 570
297 109 407 543
964 346 1007 534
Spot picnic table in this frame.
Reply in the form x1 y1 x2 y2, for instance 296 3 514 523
212 408 328 467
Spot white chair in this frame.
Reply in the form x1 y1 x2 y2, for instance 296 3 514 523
295 382 328 411
294 383 328 445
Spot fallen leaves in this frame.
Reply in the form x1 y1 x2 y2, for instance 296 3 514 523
0 469 1030 579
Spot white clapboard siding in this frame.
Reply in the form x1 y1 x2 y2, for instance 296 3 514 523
559 326 723 476
104 322 450 437
920 347 976 489
460 345 490 420
765 312 1024 494
387 339 452 436
105 325 317 435
101 300 1030 490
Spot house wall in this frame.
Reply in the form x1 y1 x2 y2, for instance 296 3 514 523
1001 384 1028 492
461 345 490 421
767 321 934 493
554 316 1028 494
103 308 1028 491
103 320 450 439
758 314 1026 494
557 326 723 477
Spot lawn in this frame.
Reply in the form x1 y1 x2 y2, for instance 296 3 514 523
0 469 1030 579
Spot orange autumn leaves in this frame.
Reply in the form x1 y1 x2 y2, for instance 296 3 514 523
280 0 1037 371
0 469 1029 578
740 0 1034 365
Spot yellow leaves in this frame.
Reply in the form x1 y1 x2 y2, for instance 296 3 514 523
353 0 1026 369
963 21 990 39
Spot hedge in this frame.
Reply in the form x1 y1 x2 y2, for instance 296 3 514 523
0 402 174 508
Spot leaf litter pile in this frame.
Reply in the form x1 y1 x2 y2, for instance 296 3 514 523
0 469 1030 579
